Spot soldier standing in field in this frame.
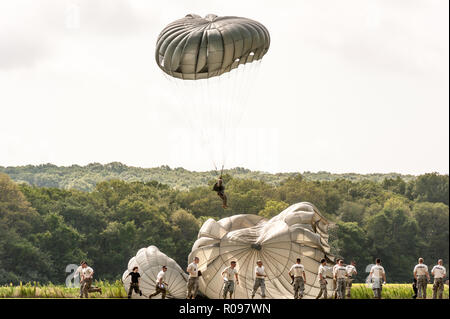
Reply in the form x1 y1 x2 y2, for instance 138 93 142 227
332 258 341 299
221 261 239 299
186 257 200 299
289 258 307 299
80 261 102 298
345 260 357 298
369 258 386 299
251 260 267 299
413 258 430 299
334 259 348 299
316 259 328 299
431 259 446 299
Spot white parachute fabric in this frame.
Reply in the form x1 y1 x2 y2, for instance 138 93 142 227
188 202 335 299
122 245 188 299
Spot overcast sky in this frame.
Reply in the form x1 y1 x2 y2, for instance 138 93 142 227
0 0 448 174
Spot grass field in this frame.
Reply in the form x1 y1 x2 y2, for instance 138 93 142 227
0 281 448 299
351 283 449 299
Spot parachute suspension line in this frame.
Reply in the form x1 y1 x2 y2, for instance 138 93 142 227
231 59 263 133
219 64 232 168
163 73 191 129
220 61 247 168
165 74 216 172
224 63 242 166
220 59 263 168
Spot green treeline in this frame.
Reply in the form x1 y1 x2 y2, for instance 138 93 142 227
0 171 448 285
0 162 416 191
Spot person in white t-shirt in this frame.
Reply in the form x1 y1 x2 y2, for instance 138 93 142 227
413 257 430 299
334 259 348 299
251 260 267 299
186 257 200 299
289 258 307 299
149 265 168 299
345 260 357 298
80 261 102 298
369 258 386 299
431 259 447 299
74 261 84 298
332 258 341 299
316 258 328 299
221 261 239 299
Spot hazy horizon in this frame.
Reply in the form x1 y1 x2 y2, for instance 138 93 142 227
1 1 448 175
0 160 436 176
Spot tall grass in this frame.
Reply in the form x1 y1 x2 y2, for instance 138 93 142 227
0 280 127 299
351 283 449 299
0 282 448 299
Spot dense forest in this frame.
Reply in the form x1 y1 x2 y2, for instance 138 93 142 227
0 167 448 285
0 162 416 191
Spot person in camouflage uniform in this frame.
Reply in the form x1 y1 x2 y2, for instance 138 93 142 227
80 262 102 298
413 258 430 299
332 258 341 299
369 258 386 299
289 258 307 299
334 259 348 299
316 259 328 299
431 259 446 299
345 260 357 298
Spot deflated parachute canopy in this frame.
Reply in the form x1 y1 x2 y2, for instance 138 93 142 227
188 202 335 299
122 245 188 299
155 14 270 80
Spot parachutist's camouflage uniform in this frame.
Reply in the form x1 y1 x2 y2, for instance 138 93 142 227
433 278 444 299
293 277 305 299
149 284 166 299
251 278 266 298
187 278 199 298
316 279 327 299
417 276 428 298
81 278 101 298
222 280 235 299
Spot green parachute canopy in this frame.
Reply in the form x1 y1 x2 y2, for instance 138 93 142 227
155 14 270 80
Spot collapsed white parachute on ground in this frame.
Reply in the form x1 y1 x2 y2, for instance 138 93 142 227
122 245 188 299
188 202 335 299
